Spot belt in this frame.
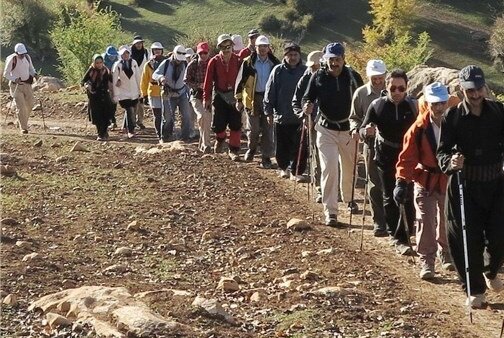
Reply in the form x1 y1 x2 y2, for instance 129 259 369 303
254 91 265 95
376 132 402 149
462 163 503 182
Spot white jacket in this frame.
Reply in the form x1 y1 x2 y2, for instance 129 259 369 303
112 59 141 102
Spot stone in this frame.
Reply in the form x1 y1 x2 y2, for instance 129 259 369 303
250 292 261 302
300 270 320 281
114 247 133 257
33 140 43 147
192 295 237 325
55 156 69 163
103 264 129 274
46 312 71 329
217 277 240 292
70 142 89 152
312 286 350 297
286 218 312 231
32 104 42 111
134 289 192 299
2 293 17 306
127 220 139 231
33 76 65 92
317 248 333 255
15 241 31 249
22 252 39 262
0 165 17 177
31 217 44 224
1 218 19 226
301 250 313 258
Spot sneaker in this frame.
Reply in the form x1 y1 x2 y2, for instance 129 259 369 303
214 140 225 153
21 129 28 134
127 133 135 139
419 262 435 280
315 193 322 204
466 293 486 309
347 201 359 214
290 173 308 183
96 136 103 141
483 274 504 293
438 250 455 271
325 214 340 228
260 157 272 169
373 227 389 237
279 169 289 179
243 149 255 162
137 123 146 130
395 242 415 256
228 151 240 162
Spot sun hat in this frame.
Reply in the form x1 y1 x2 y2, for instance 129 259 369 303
14 43 27 54
366 59 387 77
306 50 323 67
424 82 449 103
173 45 187 61
217 34 233 47
231 35 245 51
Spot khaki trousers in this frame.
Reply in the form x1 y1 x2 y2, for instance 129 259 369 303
190 97 212 150
10 83 34 131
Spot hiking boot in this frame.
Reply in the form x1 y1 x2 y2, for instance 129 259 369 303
315 193 322 204
466 294 486 309
260 157 272 169
279 169 289 179
228 150 240 162
438 250 455 271
419 262 435 280
347 201 359 214
243 149 255 162
137 123 146 130
395 242 415 256
483 274 504 293
214 140 225 153
325 214 341 228
373 227 389 238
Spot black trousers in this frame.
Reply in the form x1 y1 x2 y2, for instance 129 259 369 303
212 94 241 133
445 174 504 295
119 99 138 133
275 123 307 174
377 165 415 244
153 108 162 138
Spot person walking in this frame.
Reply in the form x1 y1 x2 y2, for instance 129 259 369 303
203 34 243 161
185 42 212 153
265 42 307 180
140 42 166 140
437 65 504 308
102 45 119 129
359 69 417 254
2 43 37 134
235 35 280 168
153 45 192 142
239 29 260 59
111 45 142 139
395 82 455 280
303 42 364 226
349 59 387 236
131 35 149 130
81 54 114 141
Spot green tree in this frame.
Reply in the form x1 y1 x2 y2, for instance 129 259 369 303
489 14 504 72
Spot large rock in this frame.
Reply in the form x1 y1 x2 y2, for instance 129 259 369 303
286 218 312 231
28 286 195 337
33 76 65 92
192 295 236 325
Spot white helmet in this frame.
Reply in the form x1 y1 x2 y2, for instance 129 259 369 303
14 43 27 54
150 42 164 50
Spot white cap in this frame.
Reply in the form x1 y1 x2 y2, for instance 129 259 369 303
231 35 244 51
173 45 187 61
366 59 387 77
118 45 131 56
255 35 270 46
306 50 323 67
424 82 449 103
15 43 27 54
185 48 195 58
150 42 164 50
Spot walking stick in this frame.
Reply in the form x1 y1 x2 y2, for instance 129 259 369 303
38 98 47 130
399 203 416 264
307 114 316 221
457 170 473 324
4 83 19 125
293 119 307 193
359 145 371 251
348 138 359 237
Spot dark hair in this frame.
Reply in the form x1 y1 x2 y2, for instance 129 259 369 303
386 68 408 85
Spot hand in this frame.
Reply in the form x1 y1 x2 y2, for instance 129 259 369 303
204 100 211 112
235 101 244 112
393 179 409 205
451 153 465 170
303 102 314 116
159 76 166 85
267 115 274 125
365 124 376 137
351 129 360 141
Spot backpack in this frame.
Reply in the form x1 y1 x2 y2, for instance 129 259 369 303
11 54 32 71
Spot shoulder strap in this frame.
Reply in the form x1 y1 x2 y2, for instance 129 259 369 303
12 56 17 71
345 65 358 89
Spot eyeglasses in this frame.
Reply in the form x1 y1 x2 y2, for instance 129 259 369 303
219 44 232 50
390 85 406 93
176 51 186 55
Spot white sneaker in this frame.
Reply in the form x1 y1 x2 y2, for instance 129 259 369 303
278 169 289 179
290 173 308 183
483 274 504 293
465 293 486 309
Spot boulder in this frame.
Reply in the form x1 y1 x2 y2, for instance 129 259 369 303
286 218 312 231
46 312 71 329
33 76 65 92
407 65 460 98
70 142 89 152
192 295 236 325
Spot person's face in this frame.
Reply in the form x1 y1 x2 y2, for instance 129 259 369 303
219 41 233 55
327 55 345 74
387 77 407 104
428 101 447 118
285 51 300 66
16 53 26 59
310 63 320 72
256 44 269 57
134 42 143 50
249 35 258 45
109 54 118 61
152 49 163 57
463 86 486 107
94 59 104 69
121 51 130 61
198 51 209 61
370 74 386 90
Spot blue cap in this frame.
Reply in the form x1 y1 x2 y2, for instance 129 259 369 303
105 45 118 56
424 82 449 103
323 42 345 59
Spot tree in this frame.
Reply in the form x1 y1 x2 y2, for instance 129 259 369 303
489 14 504 72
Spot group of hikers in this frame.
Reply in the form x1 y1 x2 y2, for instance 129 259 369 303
3 28 504 311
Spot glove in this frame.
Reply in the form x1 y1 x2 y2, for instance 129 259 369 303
393 179 409 205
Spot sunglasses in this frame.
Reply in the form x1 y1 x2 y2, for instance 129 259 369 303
176 51 186 55
390 85 406 93
220 44 232 50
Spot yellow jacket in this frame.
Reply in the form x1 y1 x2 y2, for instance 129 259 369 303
140 60 161 98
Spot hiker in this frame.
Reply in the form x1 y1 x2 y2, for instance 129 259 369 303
239 29 260 59
2 43 37 134
359 69 417 254
102 45 119 129
185 48 195 63
292 50 323 201
303 42 364 227
265 42 307 180
184 47 199 140
349 59 388 236
140 42 166 140
395 82 456 280
235 35 280 169
232 34 245 54
130 35 149 130
437 65 504 308
81 54 114 141
111 45 142 139
152 45 192 142
203 34 243 161
185 42 212 153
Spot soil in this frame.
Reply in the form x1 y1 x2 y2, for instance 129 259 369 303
1 90 503 337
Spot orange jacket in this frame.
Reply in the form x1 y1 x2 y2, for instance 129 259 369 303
396 95 460 193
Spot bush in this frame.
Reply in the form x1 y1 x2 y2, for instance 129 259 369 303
258 14 283 33
175 28 223 57
284 8 300 22
489 15 504 72
50 4 126 84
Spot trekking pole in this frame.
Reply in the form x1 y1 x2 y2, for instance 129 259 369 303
4 83 19 125
293 119 307 193
399 203 416 264
500 318 504 338
457 170 473 324
348 138 359 237
307 114 316 221
359 145 371 251
38 97 47 130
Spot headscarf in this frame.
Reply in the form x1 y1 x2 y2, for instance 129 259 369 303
88 54 108 85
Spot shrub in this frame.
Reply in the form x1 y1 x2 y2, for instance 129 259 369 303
489 15 504 72
284 8 300 22
258 14 283 33
50 4 126 84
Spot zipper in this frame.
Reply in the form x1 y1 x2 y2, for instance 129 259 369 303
395 104 398 120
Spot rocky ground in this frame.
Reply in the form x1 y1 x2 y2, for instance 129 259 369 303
1 91 503 337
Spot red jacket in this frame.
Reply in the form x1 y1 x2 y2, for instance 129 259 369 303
203 53 241 101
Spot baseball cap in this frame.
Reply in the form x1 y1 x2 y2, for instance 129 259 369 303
248 29 260 38
14 43 27 54
459 65 486 90
306 50 323 67
284 42 300 55
173 45 187 61
217 34 233 47
196 42 209 54
255 35 270 46
323 42 345 59
366 59 387 77
424 82 449 103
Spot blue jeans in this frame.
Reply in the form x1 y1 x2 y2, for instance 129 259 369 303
161 93 191 141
